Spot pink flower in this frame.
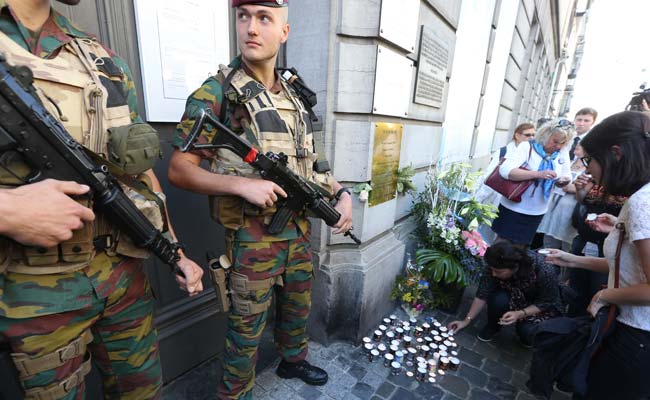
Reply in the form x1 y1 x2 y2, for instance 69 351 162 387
462 230 488 257
415 304 424 311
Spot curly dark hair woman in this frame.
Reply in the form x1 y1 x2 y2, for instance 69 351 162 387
448 242 562 347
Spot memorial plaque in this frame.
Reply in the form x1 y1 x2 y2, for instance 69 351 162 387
414 26 450 109
379 0 420 52
373 45 413 117
369 123 403 206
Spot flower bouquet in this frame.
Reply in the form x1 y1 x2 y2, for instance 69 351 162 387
411 163 497 308
389 258 433 318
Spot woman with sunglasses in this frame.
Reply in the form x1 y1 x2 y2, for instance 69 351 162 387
490 119 574 246
475 123 536 242
545 111 650 399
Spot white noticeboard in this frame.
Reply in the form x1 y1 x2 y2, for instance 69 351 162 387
134 0 231 122
373 45 414 118
379 0 420 53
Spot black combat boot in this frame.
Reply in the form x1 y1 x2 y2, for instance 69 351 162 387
276 359 328 386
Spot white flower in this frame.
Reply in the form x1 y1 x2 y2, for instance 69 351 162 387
358 190 369 202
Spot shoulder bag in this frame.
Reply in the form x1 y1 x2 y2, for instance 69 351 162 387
484 145 534 202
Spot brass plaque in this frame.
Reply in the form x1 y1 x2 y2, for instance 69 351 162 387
369 123 403 206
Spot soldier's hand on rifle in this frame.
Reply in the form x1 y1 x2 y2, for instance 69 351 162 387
0 179 95 248
175 253 204 296
332 190 353 234
237 178 287 209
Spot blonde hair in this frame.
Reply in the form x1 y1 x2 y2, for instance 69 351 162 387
535 119 575 147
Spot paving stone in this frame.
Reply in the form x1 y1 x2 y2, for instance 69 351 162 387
510 371 529 391
550 390 571 400
458 348 485 369
442 394 461 400
515 392 538 400
370 397 384 400
387 372 415 388
413 381 444 399
348 363 368 380
323 382 350 400
481 359 513 382
360 371 385 390
468 388 501 400
472 341 502 361
351 382 375 400
252 384 268 399
499 350 530 371
439 374 470 399
298 384 323 400
343 393 360 400
268 383 296 400
458 364 488 388
334 355 355 372
323 363 346 381
454 332 476 348
321 349 339 361
486 377 518 400
389 387 417 400
336 373 359 389
376 382 396 398
255 370 283 391
367 362 390 379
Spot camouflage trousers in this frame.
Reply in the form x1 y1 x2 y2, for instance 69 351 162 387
217 234 313 400
0 259 162 400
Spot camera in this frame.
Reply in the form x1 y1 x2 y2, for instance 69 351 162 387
626 83 650 111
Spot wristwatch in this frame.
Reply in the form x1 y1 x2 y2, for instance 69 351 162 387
335 187 351 200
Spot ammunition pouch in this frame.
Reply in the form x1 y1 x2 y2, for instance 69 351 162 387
229 271 284 316
5 197 95 274
208 254 232 313
107 123 162 175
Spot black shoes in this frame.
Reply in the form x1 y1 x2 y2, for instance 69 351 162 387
477 325 499 342
276 359 328 386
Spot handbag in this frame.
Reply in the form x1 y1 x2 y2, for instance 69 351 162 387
484 145 534 202
527 223 624 398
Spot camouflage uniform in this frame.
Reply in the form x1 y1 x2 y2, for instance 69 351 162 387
0 2 161 399
174 57 328 400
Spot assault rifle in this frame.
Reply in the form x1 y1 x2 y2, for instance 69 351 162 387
0 55 184 276
180 109 361 245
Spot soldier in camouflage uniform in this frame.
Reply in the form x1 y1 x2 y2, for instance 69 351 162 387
168 0 353 398
0 1 204 399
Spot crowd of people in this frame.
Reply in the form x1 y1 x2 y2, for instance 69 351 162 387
456 106 650 399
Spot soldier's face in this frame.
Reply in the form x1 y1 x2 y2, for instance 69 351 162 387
236 5 289 65
55 0 81 5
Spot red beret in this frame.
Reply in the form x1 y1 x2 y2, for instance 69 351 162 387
232 0 288 7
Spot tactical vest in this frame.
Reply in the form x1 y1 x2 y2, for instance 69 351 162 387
209 65 332 230
0 33 163 274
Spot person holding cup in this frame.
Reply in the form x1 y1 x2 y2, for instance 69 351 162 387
543 111 650 399
490 119 574 246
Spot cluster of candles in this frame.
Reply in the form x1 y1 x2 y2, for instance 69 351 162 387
361 315 461 384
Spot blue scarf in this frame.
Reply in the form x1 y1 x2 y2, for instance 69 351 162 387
531 141 560 200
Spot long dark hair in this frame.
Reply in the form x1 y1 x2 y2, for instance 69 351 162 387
580 111 650 197
483 242 532 279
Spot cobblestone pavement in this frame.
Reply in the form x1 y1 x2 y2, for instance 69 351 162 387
163 293 571 400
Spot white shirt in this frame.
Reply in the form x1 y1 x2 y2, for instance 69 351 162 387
604 183 650 331
498 141 571 215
